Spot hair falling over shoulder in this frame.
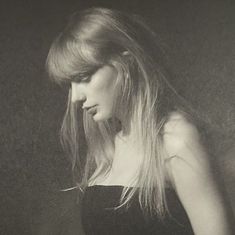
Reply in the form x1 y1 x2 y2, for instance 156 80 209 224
46 7 208 218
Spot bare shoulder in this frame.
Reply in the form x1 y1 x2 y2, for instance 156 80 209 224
163 111 198 135
162 111 203 158
162 111 213 192
162 111 211 184
162 112 233 234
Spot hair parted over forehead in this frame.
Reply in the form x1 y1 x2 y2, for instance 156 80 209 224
46 7 199 218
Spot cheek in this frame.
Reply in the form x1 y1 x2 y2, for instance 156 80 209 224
93 66 118 91
93 78 118 98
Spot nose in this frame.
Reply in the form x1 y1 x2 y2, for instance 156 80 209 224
71 82 86 103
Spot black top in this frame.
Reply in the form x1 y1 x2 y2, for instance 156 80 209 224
81 185 194 235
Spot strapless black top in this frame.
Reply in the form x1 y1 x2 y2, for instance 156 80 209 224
81 185 194 235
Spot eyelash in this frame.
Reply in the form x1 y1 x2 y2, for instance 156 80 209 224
71 74 91 83
80 76 91 82
70 66 101 84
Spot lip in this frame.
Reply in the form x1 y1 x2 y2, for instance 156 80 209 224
83 105 96 110
86 105 97 114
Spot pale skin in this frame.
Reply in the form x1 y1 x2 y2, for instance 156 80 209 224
71 65 232 234
163 113 233 235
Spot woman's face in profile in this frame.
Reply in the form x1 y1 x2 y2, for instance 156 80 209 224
71 65 120 122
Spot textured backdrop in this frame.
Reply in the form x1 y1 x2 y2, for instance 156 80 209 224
0 0 234 234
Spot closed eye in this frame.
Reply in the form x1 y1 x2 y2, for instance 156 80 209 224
80 76 91 83
71 68 98 83
70 74 90 83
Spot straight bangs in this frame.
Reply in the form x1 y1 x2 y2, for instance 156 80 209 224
46 33 104 84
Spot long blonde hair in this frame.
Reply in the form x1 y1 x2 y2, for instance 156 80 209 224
46 7 198 218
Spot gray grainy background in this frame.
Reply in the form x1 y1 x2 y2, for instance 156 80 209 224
0 0 234 234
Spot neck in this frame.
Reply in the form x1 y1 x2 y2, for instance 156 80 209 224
115 117 139 145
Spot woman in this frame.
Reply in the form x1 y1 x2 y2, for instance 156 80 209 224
46 7 233 235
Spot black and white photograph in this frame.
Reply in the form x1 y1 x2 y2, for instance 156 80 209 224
1 0 235 234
